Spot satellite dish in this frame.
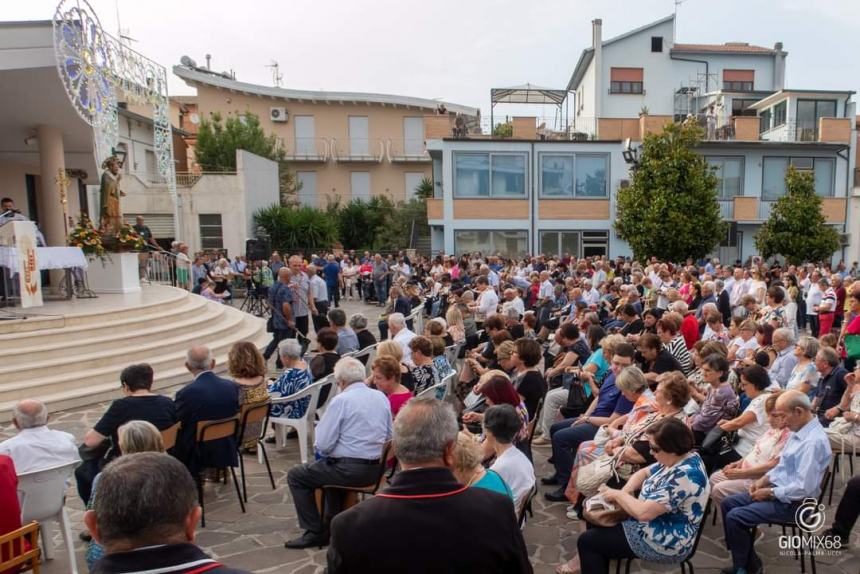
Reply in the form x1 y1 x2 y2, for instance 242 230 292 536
180 55 197 68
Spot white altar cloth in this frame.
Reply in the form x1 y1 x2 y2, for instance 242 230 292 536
0 246 88 273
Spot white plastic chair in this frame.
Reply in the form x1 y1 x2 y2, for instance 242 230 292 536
269 375 334 463
406 303 425 334
444 342 464 367
416 379 449 400
353 343 378 375
17 460 80 574
441 372 457 397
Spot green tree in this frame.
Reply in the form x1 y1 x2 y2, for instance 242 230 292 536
754 166 840 264
614 120 727 262
492 121 512 138
195 111 300 205
334 197 395 250
253 205 338 253
376 198 429 250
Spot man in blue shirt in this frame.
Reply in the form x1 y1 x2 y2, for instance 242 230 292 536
285 357 392 549
263 268 294 369
721 390 832 574
323 255 342 309
543 343 637 502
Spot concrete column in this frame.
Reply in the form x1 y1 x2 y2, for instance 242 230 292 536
36 125 67 246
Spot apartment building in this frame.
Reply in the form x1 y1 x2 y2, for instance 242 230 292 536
427 15 856 263
173 63 479 208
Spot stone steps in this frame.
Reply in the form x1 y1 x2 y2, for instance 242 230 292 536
0 287 268 421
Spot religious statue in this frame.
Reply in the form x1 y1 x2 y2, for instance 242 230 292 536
98 156 125 236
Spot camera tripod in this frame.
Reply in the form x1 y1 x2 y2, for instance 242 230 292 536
240 286 269 318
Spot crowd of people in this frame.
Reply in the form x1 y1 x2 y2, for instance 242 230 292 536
2 249 860 574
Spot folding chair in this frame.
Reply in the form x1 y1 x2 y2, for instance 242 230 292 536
195 416 244 527
160 421 182 451
0 521 41 574
236 399 276 502
320 441 395 528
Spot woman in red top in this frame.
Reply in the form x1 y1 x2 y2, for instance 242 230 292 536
0 455 25 574
371 356 412 419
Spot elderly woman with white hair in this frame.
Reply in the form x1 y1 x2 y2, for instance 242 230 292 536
267 339 312 420
209 257 234 297
349 313 378 354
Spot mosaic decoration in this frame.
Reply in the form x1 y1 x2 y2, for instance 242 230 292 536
52 0 177 214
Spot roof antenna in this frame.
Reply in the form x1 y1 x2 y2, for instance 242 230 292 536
266 60 283 87
674 0 685 39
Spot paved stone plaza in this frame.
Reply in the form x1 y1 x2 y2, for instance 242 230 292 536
3 298 857 573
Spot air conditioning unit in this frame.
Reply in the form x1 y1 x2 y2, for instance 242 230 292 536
270 107 288 123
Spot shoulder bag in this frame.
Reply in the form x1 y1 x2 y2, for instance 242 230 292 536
582 494 630 527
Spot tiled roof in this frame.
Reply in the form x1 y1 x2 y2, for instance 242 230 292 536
671 43 775 54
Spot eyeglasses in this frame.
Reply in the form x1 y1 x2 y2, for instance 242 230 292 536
648 443 662 454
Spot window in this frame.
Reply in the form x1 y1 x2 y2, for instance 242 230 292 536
651 36 663 52
773 101 786 127
731 98 759 117
610 68 643 94
722 70 755 92
350 172 371 200
294 116 316 155
575 155 608 197
296 171 317 207
348 116 369 156
199 214 223 250
454 153 527 198
404 172 424 200
707 157 744 198
762 157 836 199
759 109 772 133
540 153 608 197
454 230 528 258
796 100 837 141
540 231 580 257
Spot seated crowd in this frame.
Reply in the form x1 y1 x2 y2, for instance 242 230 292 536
1 251 859 574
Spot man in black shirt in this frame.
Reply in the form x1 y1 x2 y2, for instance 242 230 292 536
618 304 644 337
813 346 847 426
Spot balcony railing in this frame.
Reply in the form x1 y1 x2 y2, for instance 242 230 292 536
282 137 329 162
759 200 776 220
331 138 385 162
387 138 430 162
760 120 819 143
718 199 733 220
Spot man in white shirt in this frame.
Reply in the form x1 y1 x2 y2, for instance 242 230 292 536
389 312 417 366
804 272 823 337
307 264 330 333
581 280 600 307
500 288 525 317
0 399 79 474
538 271 554 303
473 276 499 320
729 268 748 307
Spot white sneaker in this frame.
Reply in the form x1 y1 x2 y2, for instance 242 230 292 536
566 509 581 520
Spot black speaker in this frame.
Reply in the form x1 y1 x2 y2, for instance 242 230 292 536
245 237 270 261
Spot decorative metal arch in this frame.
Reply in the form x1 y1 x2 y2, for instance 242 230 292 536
53 0 178 232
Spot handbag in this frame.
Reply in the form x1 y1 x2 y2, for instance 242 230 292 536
266 316 274 333
844 334 860 360
559 373 590 418
592 425 613 448
700 426 737 456
582 494 630 527
575 454 621 499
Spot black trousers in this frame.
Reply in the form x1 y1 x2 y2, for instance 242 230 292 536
294 315 309 336
286 458 380 534
264 327 296 369
327 284 340 308
577 522 636 574
806 314 819 337
833 475 860 538
701 447 743 475
312 300 329 333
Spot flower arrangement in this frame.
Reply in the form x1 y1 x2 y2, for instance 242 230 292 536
68 214 106 259
115 223 145 252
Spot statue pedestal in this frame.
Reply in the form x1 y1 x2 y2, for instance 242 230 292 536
87 252 141 294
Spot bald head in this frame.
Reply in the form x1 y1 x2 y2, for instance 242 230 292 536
774 389 813 432
185 345 214 373
13 399 48 429
277 267 291 282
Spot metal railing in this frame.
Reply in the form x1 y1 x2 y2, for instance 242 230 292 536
146 251 192 290
718 199 733 220
688 114 735 141
331 138 385 162
282 137 329 161
387 138 430 161
759 200 776 220
760 120 819 143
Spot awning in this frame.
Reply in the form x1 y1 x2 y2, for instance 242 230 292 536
490 84 568 105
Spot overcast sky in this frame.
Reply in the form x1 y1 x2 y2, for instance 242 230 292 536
5 0 859 122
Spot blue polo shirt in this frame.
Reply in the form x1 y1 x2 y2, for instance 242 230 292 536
591 371 634 417
323 262 341 287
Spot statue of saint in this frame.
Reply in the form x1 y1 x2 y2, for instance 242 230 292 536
98 156 125 236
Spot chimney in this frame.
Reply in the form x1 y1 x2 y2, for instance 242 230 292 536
773 42 785 91
593 19 603 118
205 54 211 70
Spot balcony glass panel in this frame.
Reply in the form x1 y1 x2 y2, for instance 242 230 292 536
454 153 490 197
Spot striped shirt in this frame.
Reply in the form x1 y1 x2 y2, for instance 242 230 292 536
667 335 694 375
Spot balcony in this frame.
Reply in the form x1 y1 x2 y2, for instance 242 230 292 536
331 138 385 163
387 138 430 163
283 137 329 162
718 199 733 219
759 200 775 220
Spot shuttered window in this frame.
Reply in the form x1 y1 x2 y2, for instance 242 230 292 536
723 70 754 92
609 68 643 94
